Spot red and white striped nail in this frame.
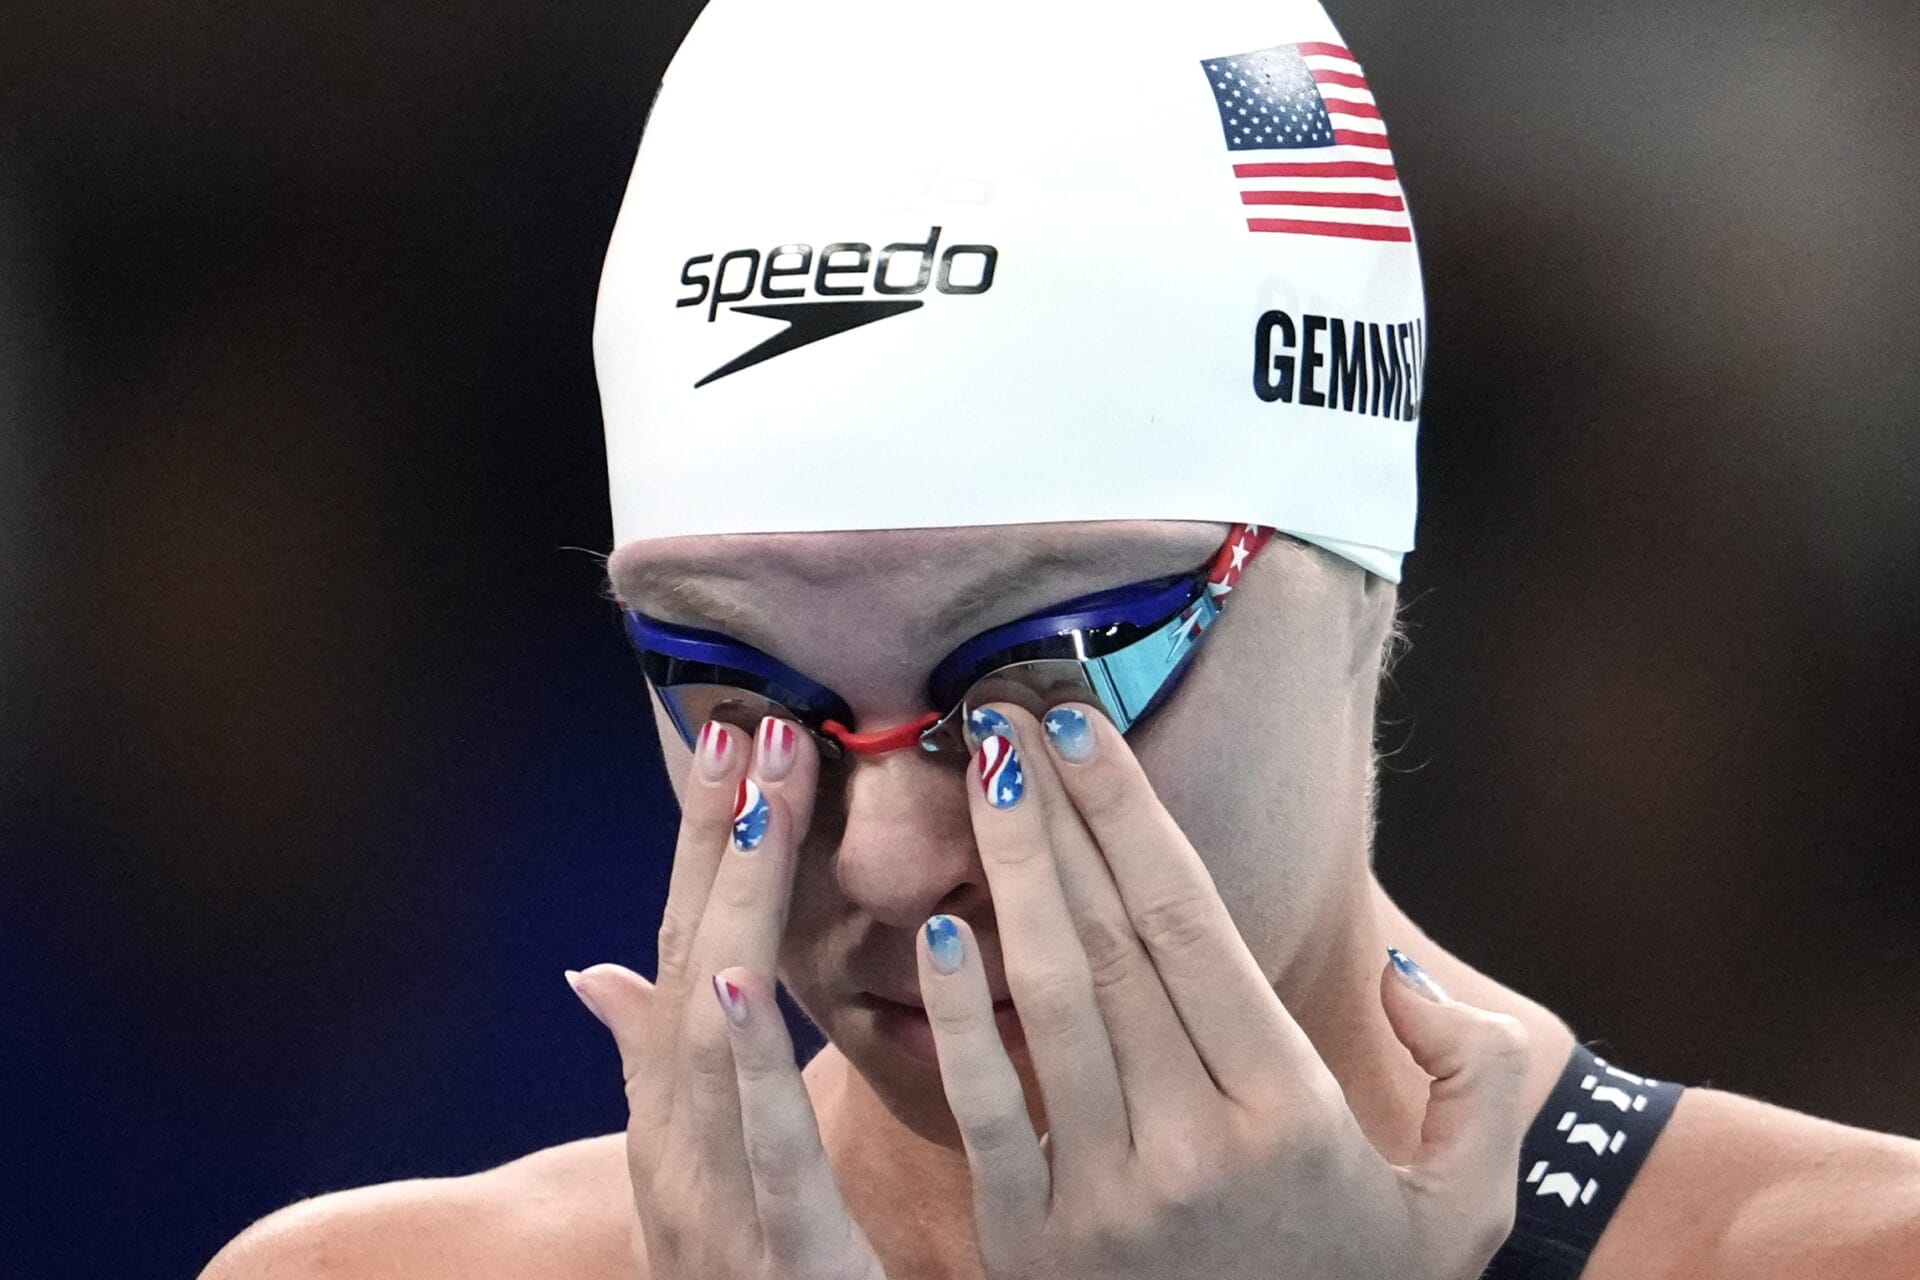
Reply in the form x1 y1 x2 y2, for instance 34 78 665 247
696 721 733 782
712 974 748 1027
757 716 798 781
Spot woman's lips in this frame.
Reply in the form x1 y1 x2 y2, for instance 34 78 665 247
865 994 1025 1063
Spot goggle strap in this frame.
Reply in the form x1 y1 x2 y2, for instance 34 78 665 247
821 711 943 755
1203 523 1274 598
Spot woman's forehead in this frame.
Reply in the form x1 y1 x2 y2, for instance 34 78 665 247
608 520 1227 610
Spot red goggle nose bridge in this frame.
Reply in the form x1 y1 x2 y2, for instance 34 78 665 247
819 712 943 755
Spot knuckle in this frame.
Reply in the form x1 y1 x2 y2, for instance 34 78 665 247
731 1034 787 1086
640 1142 701 1215
635 1212 688 1267
1261 1083 1347 1161
743 1129 807 1202
1075 910 1140 994
1070 753 1135 812
961 1102 1036 1161
979 829 1050 872
925 994 979 1037
1071 1197 1152 1263
1013 969 1091 1039
681 1021 737 1092
1145 1135 1214 1203
1131 891 1217 958
685 805 734 854
1474 1013 1532 1076
768 1216 867 1280
654 905 700 981
711 865 760 912
1487 1012 1531 1057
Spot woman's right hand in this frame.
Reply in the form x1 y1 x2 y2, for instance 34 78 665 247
566 716 889 1280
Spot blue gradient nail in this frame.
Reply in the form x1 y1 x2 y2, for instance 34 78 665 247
1042 706 1096 763
966 706 1015 750
731 778 770 852
925 915 964 975
976 734 1025 809
1387 947 1449 1003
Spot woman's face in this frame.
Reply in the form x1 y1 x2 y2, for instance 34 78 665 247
607 520 1394 1140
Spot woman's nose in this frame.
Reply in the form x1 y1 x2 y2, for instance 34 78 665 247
826 750 989 930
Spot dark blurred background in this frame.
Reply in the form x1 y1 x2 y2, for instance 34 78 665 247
3 1 1916 1275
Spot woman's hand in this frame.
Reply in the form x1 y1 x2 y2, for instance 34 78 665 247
566 717 887 1280
926 703 1533 1280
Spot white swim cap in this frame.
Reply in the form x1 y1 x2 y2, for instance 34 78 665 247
595 0 1425 581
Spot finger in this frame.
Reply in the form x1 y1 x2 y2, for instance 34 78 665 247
1379 949 1532 1193
714 967 882 1275
643 716 791 1137
1038 701 1317 1103
674 748 809 1184
566 959 762 1236
917 913 1050 1246
566 963 656 1086
652 717 753 996
965 715 1131 1176
972 705 1214 1152
656 716 824 992
683 717 819 988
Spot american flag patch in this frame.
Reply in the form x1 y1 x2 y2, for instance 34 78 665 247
1198 42 1411 244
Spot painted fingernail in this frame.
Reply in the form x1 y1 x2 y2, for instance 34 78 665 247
712 974 749 1026
757 716 797 781
1042 706 1096 763
1387 947 1449 1003
925 915 964 975
732 778 770 852
697 721 734 782
565 969 611 1028
966 706 1016 751
975 734 1024 809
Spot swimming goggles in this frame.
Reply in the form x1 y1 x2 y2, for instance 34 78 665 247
618 523 1276 763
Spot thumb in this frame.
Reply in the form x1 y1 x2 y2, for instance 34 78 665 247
1379 947 1532 1194
566 962 657 1082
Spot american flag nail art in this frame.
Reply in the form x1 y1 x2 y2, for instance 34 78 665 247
976 734 1025 809
966 706 1015 751
732 778 770 851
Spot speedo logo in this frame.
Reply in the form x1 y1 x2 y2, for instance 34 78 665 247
675 226 997 387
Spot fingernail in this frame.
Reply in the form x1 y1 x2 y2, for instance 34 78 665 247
1042 706 1096 763
731 778 770 852
975 734 1024 809
712 974 748 1026
966 706 1015 751
697 721 734 782
925 915 964 974
565 969 611 1028
1387 947 1449 1003
756 716 797 782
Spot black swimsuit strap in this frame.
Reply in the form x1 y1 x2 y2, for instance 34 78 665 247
1480 1041 1687 1279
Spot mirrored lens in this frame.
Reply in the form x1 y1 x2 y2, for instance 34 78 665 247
655 682 845 761
961 660 1107 726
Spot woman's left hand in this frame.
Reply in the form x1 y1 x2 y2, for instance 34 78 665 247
920 703 1533 1280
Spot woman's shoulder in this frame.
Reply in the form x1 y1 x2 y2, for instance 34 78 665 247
197 1133 638 1280
193 1085 1920 1280
1585 1085 1920 1280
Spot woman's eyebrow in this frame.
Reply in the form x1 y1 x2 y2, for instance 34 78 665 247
614 566 761 634
610 546 1098 638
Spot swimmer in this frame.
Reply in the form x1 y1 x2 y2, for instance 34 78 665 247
200 3 1920 1278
